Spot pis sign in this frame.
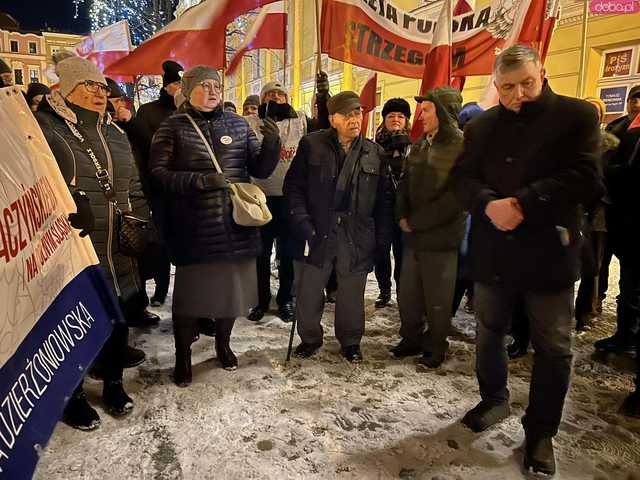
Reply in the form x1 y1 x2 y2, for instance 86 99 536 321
590 0 640 14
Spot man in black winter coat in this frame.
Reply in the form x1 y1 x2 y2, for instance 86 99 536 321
284 91 394 363
453 45 602 476
598 84 640 305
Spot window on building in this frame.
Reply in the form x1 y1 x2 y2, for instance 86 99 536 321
10 40 18 53
29 42 37 54
29 68 40 83
597 44 640 124
14 69 24 85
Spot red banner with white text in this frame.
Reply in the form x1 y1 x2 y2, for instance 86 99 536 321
321 0 559 79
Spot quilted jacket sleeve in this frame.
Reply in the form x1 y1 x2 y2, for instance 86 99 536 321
149 118 204 195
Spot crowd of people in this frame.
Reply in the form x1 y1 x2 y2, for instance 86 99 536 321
2 43 639 476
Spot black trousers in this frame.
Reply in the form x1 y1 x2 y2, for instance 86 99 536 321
256 197 295 309
138 243 171 303
474 283 574 437
374 223 403 293
576 231 607 323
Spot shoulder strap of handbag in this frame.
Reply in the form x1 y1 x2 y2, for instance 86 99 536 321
63 119 118 205
184 113 225 177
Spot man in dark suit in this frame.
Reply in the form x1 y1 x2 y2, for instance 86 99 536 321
453 45 602 475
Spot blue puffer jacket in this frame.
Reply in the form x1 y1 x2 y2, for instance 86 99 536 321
149 104 281 265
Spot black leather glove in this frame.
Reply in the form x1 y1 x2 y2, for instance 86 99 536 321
197 173 228 191
68 191 94 238
316 71 330 96
298 220 316 243
260 117 280 144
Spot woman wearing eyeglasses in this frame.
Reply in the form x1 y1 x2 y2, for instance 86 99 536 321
150 65 281 386
35 55 144 430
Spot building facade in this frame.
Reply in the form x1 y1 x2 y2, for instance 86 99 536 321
203 0 639 130
0 13 83 89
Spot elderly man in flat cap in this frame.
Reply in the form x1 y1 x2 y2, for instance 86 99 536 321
283 91 394 362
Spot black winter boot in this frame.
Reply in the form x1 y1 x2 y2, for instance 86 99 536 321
103 380 134 417
461 400 510 432
173 316 199 387
64 388 101 431
524 435 556 476
215 317 238 370
375 290 391 309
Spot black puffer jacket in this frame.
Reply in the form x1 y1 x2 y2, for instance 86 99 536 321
36 92 141 301
283 129 394 273
149 104 281 265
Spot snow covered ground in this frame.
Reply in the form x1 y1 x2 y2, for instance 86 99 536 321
35 260 640 480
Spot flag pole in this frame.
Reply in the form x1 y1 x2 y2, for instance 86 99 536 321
314 0 322 75
576 0 589 98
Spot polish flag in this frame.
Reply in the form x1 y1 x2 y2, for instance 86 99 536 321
410 0 454 141
227 1 286 76
75 21 133 82
105 0 278 76
478 0 561 110
359 73 377 137
453 0 475 16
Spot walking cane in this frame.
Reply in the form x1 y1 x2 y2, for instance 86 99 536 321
286 257 305 362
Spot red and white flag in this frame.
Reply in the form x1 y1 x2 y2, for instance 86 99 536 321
453 0 475 16
75 21 133 81
411 0 454 141
359 72 377 137
227 1 286 76
105 0 278 76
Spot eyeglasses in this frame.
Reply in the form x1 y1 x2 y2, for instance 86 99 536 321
83 80 111 96
200 81 221 93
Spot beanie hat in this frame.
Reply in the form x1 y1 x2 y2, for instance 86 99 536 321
260 81 288 103
224 101 237 112
0 58 10 74
25 83 51 105
327 91 361 115
243 94 260 108
458 102 485 129
162 60 183 87
106 77 126 99
628 85 640 101
181 65 220 101
381 98 411 119
584 97 606 122
57 56 107 97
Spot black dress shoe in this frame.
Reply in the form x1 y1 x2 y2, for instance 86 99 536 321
103 380 134 417
461 400 510 433
150 296 165 307
417 351 446 368
390 340 422 358
375 290 391 309
247 306 266 322
124 345 146 368
594 334 636 354
279 302 294 322
622 391 640 418
524 435 556 476
325 290 336 304
64 391 101 431
341 345 363 363
294 342 323 358
507 341 528 360
127 309 160 328
198 318 216 337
